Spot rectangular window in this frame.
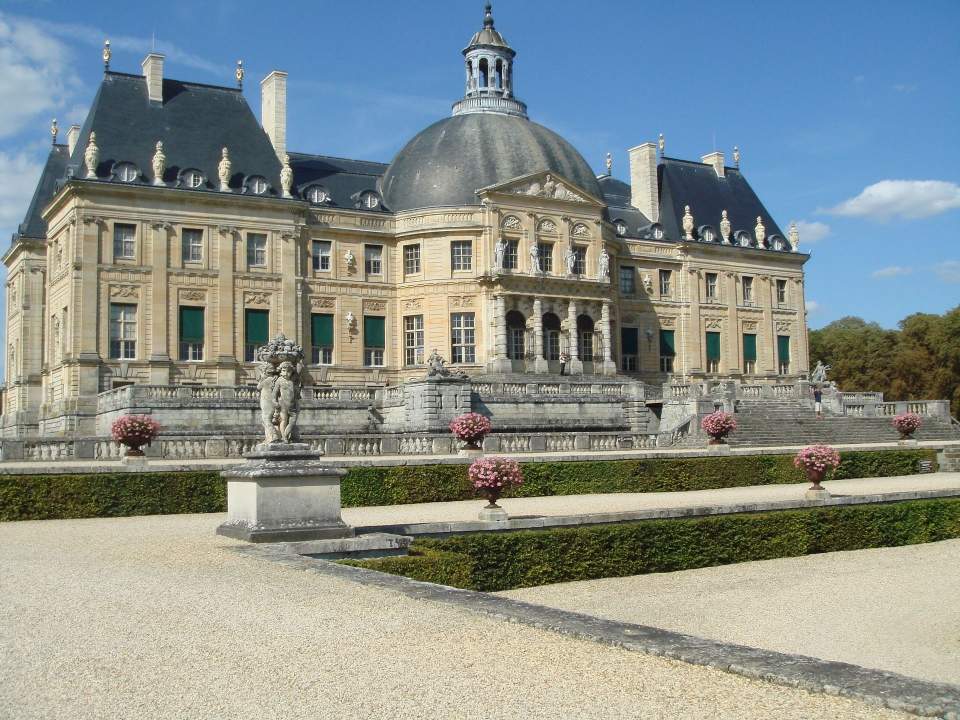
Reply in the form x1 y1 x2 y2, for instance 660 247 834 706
311 313 334 365
363 315 385 366
619 266 635 295
620 327 639 372
113 223 136 259
573 246 587 276
404 244 421 275
659 269 672 296
182 228 203 263
507 325 525 360
404 315 424 366
777 335 791 375
451 240 472 271
312 241 331 272
364 245 383 276
503 240 518 270
545 330 561 361
178 306 204 361
705 272 718 301
247 233 267 268
742 276 754 304
776 278 788 305
537 243 553 273
706 331 721 374
109 303 137 359
659 329 675 373
743 333 757 375
451 312 476 364
244 309 269 362
579 330 594 362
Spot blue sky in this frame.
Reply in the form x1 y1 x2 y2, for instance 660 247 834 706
1 0 958 351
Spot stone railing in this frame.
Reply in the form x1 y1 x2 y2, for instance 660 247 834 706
97 384 385 412
871 400 951 418
472 381 631 400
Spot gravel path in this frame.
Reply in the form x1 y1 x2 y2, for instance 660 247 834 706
501 539 960 687
0 513 911 719
341 472 960 527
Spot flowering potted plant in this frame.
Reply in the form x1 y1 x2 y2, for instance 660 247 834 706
468 457 523 518
700 411 737 445
111 414 161 457
449 412 492 452
892 412 922 440
793 444 841 492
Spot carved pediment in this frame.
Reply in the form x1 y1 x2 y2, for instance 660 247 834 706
479 171 605 208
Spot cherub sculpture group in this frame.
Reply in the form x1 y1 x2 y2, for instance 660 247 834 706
255 334 304 444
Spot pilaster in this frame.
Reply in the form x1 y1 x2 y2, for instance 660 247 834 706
686 268 703 374
725 271 740 374
598 300 616 375
148 222 171 383
532 297 547 373
216 226 238 384
566 299 582 374
488 293 511 373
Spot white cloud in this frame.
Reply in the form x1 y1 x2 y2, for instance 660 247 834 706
825 180 960 220
893 83 918 93
934 260 960 284
0 12 81 139
792 220 831 244
806 300 821 313
871 266 913 278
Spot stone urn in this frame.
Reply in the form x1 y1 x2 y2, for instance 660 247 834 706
458 439 484 457
803 467 830 499
478 487 507 521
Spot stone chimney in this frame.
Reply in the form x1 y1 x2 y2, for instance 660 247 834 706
701 151 725 177
628 142 659 222
261 70 288 160
67 124 81 155
142 53 165 103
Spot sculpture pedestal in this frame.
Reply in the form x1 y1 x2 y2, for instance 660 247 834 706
216 443 353 543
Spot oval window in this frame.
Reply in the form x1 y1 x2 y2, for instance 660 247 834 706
115 162 138 182
248 176 268 195
306 186 329 204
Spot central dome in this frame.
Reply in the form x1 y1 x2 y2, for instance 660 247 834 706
380 113 602 212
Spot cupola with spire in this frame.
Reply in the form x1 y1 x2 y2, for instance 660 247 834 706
452 3 527 118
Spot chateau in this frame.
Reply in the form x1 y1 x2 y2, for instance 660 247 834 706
2 5 813 442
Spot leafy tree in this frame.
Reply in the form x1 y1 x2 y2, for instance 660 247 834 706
809 306 960 417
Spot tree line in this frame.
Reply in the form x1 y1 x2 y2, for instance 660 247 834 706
808 305 960 418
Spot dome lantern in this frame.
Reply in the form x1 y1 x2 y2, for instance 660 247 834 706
453 3 527 118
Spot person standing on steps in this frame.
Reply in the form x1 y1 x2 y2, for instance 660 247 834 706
813 386 823 419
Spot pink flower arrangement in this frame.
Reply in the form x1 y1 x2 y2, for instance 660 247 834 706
449 412 492 447
700 411 738 441
111 414 161 455
793 444 841 475
892 412 922 438
468 457 523 506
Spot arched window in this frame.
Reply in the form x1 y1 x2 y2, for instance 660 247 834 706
542 313 561 361
479 58 489 88
495 59 503 89
467 60 474 90
577 314 595 362
506 310 526 360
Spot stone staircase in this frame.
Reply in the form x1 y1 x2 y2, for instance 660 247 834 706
726 400 960 447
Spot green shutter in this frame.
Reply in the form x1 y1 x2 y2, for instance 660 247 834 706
706 332 721 360
621 327 639 354
778 335 791 363
179 306 204 342
743 333 757 363
364 316 385 348
659 329 675 356
245 309 269 345
312 314 334 347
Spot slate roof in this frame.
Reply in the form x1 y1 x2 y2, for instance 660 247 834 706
17 144 69 240
597 174 651 238
289 153 388 212
657 157 786 243
67 71 283 194
381 113 603 213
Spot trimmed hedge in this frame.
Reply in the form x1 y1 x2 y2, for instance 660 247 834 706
346 498 960 591
0 449 938 522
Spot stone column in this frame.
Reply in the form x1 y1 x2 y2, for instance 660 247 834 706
148 223 171 384
725 271 740 374
598 300 616 376
489 293 511 373
216 227 238 385
566 299 583 375
532 297 547 373
75 217 102 403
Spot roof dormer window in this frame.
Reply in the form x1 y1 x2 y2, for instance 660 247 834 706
360 191 380 209
650 223 664 240
247 176 268 195
305 185 330 205
113 162 139 183
700 225 716 243
614 220 627 236
181 169 204 189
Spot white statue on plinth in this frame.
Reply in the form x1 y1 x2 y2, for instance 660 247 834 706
598 247 610 282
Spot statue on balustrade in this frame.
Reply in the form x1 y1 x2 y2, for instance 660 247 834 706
425 348 467 380
811 360 831 386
